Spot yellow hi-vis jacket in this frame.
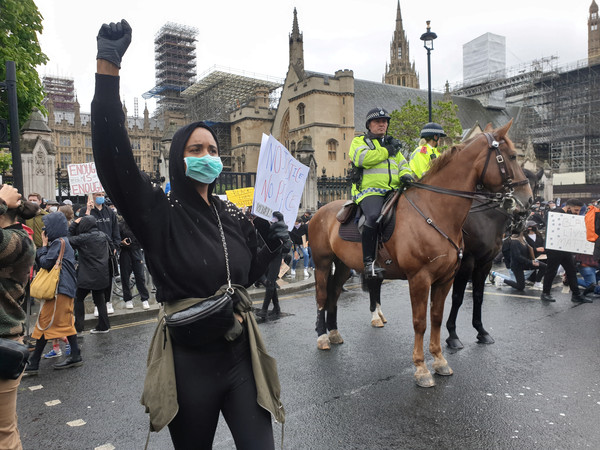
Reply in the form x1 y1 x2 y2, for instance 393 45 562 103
409 142 441 179
349 135 412 203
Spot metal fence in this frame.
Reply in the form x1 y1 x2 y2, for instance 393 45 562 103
317 175 351 208
213 172 256 195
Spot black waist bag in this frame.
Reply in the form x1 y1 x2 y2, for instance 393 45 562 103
165 293 235 347
0 338 30 380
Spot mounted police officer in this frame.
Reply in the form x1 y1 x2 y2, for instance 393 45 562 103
409 122 446 178
349 107 414 279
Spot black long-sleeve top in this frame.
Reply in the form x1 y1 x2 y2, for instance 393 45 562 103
91 74 273 304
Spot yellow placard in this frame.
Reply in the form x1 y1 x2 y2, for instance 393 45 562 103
226 187 255 207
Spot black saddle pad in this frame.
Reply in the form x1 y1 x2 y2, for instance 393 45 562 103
339 212 396 243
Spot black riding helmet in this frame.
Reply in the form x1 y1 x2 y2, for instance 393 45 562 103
420 122 447 139
365 107 391 131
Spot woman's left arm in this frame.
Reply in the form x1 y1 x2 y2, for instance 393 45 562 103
37 241 59 270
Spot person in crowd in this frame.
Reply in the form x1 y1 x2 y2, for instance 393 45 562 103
290 216 310 277
349 107 413 279
45 200 59 213
78 192 120 315
58 204 74 225
256 212 291 319
68 216 112 333
91 20 284 449
576 253 599 289
25 193 47 249
490 229 546 291
541 199 590 303
0 184 38 449
118 215 150 310
24 212 82 375
524 220 546 289
409 122 446 179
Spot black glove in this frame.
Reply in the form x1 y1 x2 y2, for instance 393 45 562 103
97 19 132 69
400 174 414 186
383 136 402 158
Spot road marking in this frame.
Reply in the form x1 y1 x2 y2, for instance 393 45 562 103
95 445 115 450
45 399 61 406
67 419 86 427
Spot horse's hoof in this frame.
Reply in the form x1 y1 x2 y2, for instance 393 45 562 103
476 333 495 344
433 364 454 377
328 329 344 345
317 334 331 350
378 312 388 323
446 337 464 350
415 372 435 388
371 318 384 328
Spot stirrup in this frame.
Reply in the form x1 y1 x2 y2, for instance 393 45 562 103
364 262 384 280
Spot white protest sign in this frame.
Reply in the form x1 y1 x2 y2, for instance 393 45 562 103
252 134 309 230
67 163 104 195
545 212 594 255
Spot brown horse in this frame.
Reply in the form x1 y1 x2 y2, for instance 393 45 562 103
308 121 532 387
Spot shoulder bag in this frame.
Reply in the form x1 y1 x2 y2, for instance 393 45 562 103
164 203 235 347
30 238 65 301
0 338 30 380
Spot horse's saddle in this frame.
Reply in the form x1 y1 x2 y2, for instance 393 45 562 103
337 193 398 243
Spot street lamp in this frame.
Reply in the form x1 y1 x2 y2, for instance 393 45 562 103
420 20 437 122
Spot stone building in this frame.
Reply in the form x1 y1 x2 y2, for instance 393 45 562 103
383 1 420 88
589 0 600 62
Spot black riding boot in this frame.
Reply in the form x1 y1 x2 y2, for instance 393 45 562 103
362 225 384 280
269 292 281 317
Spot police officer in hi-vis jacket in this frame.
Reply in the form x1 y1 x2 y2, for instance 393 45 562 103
409 122 446 179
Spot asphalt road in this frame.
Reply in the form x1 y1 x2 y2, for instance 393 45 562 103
16 278 600 449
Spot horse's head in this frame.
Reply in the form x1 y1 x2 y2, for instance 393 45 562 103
474 120 533 214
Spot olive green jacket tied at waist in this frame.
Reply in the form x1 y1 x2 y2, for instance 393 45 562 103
140 284 285 432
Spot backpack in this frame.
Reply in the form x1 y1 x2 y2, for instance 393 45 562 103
584 205 600 242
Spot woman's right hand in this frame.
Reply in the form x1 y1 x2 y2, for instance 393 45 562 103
0 184 22 209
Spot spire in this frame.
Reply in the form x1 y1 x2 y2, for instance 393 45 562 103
289 7 304 79
384 1 419 88
396 0 402 25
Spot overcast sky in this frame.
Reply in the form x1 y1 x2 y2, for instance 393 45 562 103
36 0 590 116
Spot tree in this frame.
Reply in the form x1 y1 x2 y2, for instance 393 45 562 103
0 0 48 129
388 98 462 157
0 151 11 173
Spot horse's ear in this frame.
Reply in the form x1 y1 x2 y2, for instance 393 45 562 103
494 119 513 140
536 168 544 180
483 123 493 132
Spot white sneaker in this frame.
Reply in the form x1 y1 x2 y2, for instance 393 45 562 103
495 277 504 287
125 301 134 309
290 269 296 276
304 269 309 277
107 303 114 314
93 306 99 317
533 282 543 290
142 301 150 310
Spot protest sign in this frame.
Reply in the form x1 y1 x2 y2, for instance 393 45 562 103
545 212 594 254
67 163 104 195
226 187 255 207
252 134 309 230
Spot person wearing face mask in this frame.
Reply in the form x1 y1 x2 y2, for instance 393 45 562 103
90 20 284 449
77 191 121 315
541 198 589 303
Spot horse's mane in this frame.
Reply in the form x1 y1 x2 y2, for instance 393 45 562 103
419 143 465 182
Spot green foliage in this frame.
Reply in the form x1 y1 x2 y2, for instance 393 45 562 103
388 98 463 156
0 151 12 173
0 0 48 129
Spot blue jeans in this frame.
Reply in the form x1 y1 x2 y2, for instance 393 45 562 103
577 266 600 287
292 245 309 270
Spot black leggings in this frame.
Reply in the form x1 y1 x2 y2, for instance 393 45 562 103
168 331 274 450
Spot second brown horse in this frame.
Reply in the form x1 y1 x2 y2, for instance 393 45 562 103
308 121 532 387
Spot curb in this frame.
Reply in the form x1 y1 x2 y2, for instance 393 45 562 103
82 275 316 329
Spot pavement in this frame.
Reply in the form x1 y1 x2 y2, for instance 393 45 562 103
79 269 317 329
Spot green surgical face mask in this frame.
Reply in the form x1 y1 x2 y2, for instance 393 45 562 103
184 155 223 184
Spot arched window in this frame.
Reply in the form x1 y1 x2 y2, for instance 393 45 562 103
327 139 338 161
298 103 305 125
235 127 241 144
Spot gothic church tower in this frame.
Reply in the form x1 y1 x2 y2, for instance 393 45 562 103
383 1 419 88
589 0 600 61
289 8 305 79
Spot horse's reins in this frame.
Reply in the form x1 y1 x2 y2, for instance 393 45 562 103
402 132 529 262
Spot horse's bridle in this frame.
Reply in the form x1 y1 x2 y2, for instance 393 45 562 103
403 132 531 262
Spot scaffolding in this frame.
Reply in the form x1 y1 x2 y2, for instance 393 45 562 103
42 76 76 111
454 57 600 183
182 66 282 123
143 22 197 116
